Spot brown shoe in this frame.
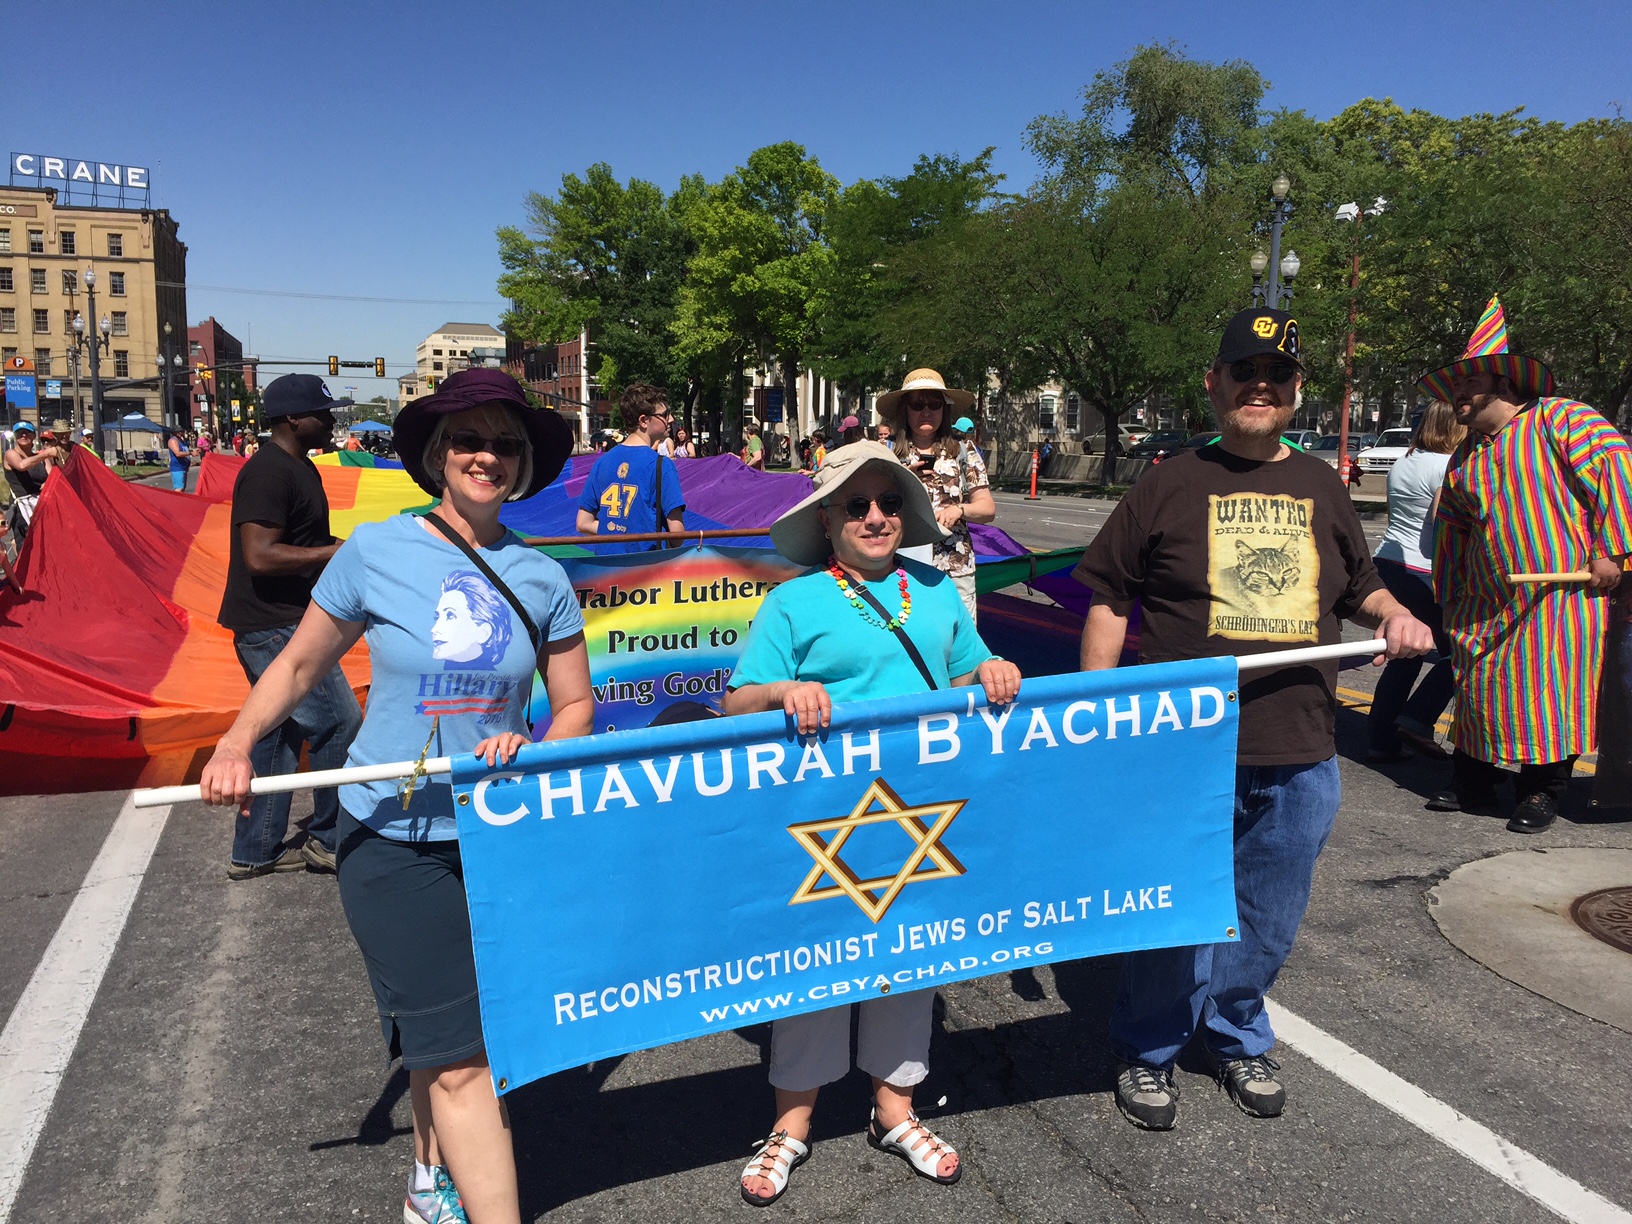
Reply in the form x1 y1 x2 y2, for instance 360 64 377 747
300 838 337 873
226 846 307 880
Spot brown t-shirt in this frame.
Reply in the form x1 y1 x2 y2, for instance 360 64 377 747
1074 444 1382 765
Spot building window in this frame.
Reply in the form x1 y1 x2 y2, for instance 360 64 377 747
63 310 77 333
33 309 50 333
107 233 124 257
0 308 13 332
433 348 443 356
59 231 76 256
189 341 202 357
63 270 77 294
432 361 443 371
1 348 15 366
111 311 128 336
0 229 10 253
1039 395 1057 432
34 349 52 376
0 267 11 292
1066 392 1081 433
28 231 44 254
109 271 126 296
114 350 129 378
31 268 47 294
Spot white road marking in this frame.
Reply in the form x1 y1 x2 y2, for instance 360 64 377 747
0 793 170 1224
1268 999 1631 1223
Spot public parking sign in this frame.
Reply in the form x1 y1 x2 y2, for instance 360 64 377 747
4 373 36 410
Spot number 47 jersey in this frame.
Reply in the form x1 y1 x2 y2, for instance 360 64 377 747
577 443 685 554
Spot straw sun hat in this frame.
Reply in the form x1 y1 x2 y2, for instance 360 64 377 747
769 440 947 568
874 368 976 417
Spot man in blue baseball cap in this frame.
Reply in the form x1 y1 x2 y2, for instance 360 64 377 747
216 374 360 879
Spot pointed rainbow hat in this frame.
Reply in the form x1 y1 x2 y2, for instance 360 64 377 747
1417 295 1555 402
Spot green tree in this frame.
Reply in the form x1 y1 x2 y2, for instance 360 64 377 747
497 164 700 405
808 151 1004 401
1019 43 1265 481
673 142 838 450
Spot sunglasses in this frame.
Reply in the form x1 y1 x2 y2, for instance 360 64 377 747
904 398 946 411
1227 359 1300 386
447 429 526 458
830 491 905 520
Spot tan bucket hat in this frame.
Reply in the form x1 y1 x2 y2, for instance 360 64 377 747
769 440 947 568
874 368 976 417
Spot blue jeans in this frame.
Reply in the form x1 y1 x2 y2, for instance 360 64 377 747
1109 757 1340 1068
1369 560 1454 753
231 624 362 867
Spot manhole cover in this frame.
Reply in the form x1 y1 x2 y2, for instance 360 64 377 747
1571 886 1632 955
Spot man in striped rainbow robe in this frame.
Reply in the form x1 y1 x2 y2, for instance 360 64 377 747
1422 297 1632 832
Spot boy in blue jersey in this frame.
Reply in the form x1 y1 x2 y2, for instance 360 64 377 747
575 382 685 553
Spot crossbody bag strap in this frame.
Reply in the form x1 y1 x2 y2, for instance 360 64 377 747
423 513 542 653
654 453 670 545
849 581 939 691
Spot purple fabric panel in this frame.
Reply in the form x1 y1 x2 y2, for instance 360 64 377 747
969 522 1029 558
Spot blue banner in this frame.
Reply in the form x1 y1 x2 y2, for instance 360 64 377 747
453 659 1241 1093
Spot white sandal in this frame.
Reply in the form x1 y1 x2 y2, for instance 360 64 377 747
867 1109 962 1185
739 1129 810 1207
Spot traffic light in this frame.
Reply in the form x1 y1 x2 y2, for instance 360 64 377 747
374 357 386 378
328 355 339 376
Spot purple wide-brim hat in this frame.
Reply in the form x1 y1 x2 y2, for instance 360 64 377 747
393 368 573 499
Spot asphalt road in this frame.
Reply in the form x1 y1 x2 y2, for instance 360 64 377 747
3 490 1629 1223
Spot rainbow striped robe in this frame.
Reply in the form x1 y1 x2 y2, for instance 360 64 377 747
1434 397 1632 763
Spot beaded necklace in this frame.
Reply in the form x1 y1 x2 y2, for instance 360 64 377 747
826 557 912 630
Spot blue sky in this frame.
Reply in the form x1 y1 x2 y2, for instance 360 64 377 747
5 0 1626 403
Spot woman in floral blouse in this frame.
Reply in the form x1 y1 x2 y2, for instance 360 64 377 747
880 369 997 620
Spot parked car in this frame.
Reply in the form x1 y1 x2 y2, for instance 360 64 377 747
1283 429 1320 451
1356 427 1414 474
1123 431 1188 461
1309 433 1377 483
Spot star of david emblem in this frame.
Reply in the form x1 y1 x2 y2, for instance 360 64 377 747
787 778 967 923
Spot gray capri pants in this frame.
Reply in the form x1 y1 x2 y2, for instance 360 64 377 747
768 990 935 1092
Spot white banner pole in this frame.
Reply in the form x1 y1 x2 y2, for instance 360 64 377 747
132 639 1389 808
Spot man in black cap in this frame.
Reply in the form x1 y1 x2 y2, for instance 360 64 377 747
216 374 362 879
1073 308 1432 1130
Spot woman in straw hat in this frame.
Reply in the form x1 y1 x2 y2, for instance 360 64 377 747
724 439 1021 1206
200 369 593 1224
879 370 997 622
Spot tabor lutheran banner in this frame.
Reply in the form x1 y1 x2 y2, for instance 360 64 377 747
545 547 807 733
453 660 1242 1094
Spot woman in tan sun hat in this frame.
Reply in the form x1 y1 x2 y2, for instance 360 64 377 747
724 439 1022 1206
878 370 997 622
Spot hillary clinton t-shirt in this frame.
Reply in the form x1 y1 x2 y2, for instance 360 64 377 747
313 515 584 841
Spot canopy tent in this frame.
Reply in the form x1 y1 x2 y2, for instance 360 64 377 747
115 413 165 433
348 420 392 433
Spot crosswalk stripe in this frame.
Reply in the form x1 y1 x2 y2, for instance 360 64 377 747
1269 1000 1631 1223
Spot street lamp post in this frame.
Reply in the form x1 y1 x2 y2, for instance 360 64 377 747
1333 198 1387 486
1249 249 1269 306
74 270 111 460
1263 174 1293 306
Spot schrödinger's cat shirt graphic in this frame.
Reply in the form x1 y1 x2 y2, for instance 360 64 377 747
1206 494 1320 642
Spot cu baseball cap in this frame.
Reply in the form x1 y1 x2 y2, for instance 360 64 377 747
262 373 351 419
1216 308 1303 368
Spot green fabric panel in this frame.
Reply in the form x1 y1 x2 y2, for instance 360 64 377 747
974 546 1085 594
